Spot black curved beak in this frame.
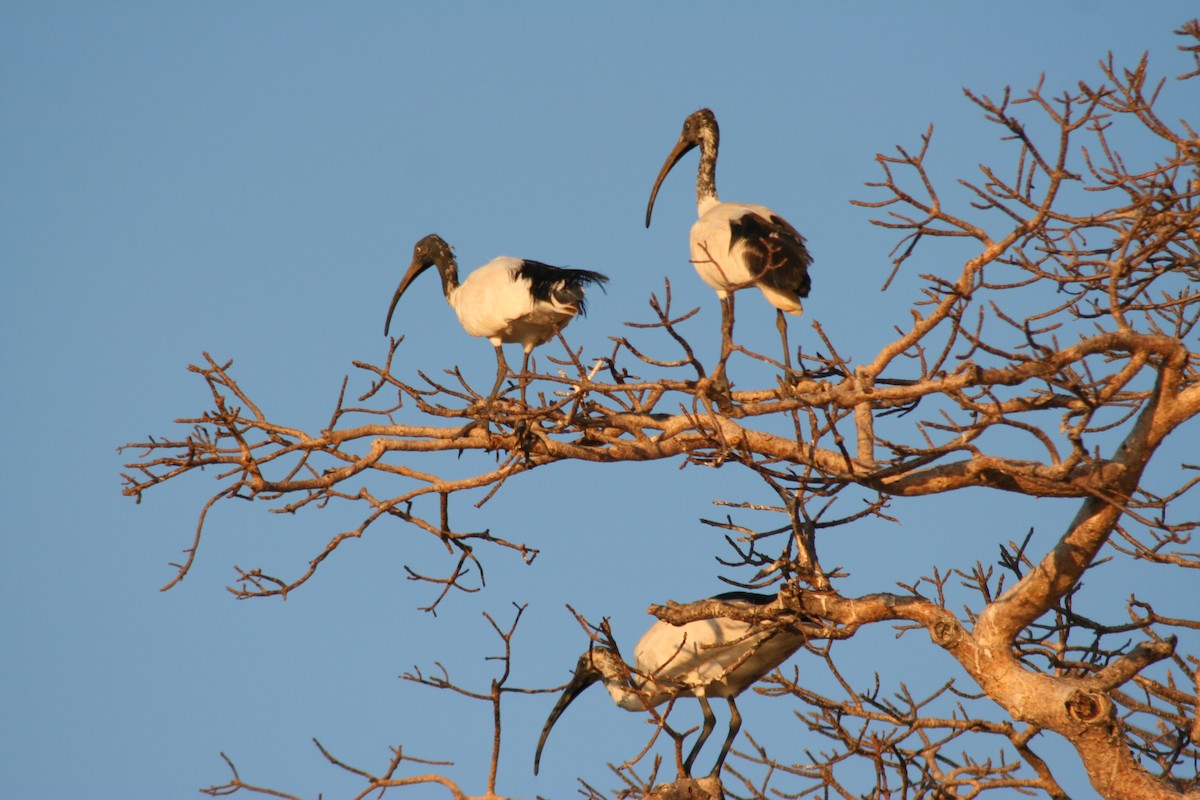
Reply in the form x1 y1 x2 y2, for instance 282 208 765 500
645 135 696 228
383 256 432 337
534 653 601 775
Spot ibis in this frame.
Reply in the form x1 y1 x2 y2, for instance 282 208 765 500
534 591 806 778
384 234 608 422
645 109 813 371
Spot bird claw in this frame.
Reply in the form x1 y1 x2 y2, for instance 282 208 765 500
454 418 490 438
513 419 551 459
709 368 731 396
696 369 734 413
648 775 723 800
774 366 803 394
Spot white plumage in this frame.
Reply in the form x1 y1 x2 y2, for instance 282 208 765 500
534 592 806 778
646 109 813 368
385 234 607 420
443 256 582 347
688 201 809 313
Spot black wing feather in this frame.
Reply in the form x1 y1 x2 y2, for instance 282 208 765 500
516 260 610 316
728 212 813 298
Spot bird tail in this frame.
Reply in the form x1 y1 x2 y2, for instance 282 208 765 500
518 262 610 315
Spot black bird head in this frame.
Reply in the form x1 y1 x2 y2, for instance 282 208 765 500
533 646 623 775
384 233 458 337
645 108 720 228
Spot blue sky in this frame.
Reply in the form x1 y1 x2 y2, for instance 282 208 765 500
2 4 1195 799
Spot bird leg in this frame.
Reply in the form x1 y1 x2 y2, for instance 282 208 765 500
718 295 734 373
705 295 734 400
682 694 718 777
508 349 539 446
457 345 510 437
518 349 532 406
776 309 794 376
480 344 512 414
709 696 742 777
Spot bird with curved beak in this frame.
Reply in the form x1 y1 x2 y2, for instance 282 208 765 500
534 592 806 778
385 234 608 426
645 108 813 375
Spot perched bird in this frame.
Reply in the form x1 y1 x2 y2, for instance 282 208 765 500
645 109 813 370
534 592 806 778
385 234 608 422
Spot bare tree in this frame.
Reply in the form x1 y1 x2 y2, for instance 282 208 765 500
123 21 1200 800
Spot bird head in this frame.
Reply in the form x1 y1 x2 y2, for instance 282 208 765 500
384 233 458 336
645 108 720 228
533 646 623 775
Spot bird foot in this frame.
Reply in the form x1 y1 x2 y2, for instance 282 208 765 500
512 419 552 460
454 418 490 438
455 416 543 455
511 418 532 444
697 370 734 413
648 775 723 800
775 367 802 394
711 372 731 397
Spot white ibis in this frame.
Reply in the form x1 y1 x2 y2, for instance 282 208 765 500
385 234 608 422
645 109 813 371
534 591 806 778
